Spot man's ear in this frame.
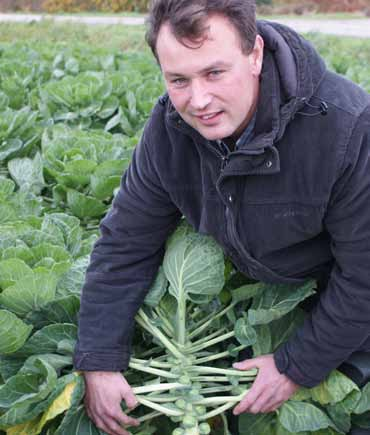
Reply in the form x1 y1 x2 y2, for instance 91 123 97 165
249 35 264 77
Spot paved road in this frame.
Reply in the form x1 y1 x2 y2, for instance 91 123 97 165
0 13 370 37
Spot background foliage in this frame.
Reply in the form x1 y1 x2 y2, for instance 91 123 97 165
0 0 368 13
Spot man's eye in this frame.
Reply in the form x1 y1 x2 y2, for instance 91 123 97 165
171 78 187 86
208 70 223 78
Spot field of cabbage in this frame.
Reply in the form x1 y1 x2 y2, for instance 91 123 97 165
0 23 369 435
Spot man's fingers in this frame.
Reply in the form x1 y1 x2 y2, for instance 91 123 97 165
95 416 130 435
233 383 262 415
113 407 140 428
233 357 260 371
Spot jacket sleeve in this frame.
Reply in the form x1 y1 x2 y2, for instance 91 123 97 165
73 129 181 371
274 105 370 387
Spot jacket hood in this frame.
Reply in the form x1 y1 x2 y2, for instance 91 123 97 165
251 20 327 148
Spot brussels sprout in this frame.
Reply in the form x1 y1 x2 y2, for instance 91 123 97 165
199 422 211 434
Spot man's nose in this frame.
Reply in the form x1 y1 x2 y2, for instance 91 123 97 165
189 80 212 111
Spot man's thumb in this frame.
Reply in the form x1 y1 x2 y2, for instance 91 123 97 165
233 358 259 371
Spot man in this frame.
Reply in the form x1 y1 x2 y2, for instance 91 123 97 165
73 1 370 434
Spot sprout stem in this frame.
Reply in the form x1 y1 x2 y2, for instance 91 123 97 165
189 331 235 353
189 303 235 340
137 397 183 417
130 357 172 369
189 328 227 348
132 383 187 395
191 376 253 383
137 411 162 423
136 309 184 360
129 362 178 379
190 366 257 377
199 401 238 421
194 391 248 406
193 344 246 365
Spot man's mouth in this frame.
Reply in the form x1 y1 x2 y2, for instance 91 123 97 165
195 111 223 122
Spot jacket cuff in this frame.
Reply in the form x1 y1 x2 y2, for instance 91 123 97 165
73 349 130 372
274 344 322 388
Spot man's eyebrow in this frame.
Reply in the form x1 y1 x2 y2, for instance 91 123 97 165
165 61 232 78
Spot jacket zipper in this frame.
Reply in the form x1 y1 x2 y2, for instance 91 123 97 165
205 141 251 266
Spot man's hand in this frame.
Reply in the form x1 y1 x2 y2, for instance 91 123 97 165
232 354 299 415
83 371 140 435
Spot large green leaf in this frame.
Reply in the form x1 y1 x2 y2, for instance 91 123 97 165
355 382 370 414
0 269 58 317
163 222 225 303
15 323 78 357
8 153 45 195
30 243 71 266
231 283 265 303
66 189 107 219
0 258 33 289
279 401 336 433
238 413 275 434
41 213 82 257
234 316 258 346
90 173 121 199
144 266 168 307
25 295 80 329
0 373 75 430
310 370 359 405
0 310 33 354
0 177 15 199
248 280 316 325
0 358 57 409
57 255 89 296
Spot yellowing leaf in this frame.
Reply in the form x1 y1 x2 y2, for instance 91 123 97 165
38 379 77 428
6 379 77 435
6 418 40 435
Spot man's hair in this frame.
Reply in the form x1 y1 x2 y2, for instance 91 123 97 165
145 0 257 60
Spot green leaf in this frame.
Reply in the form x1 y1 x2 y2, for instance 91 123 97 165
279 401 335 433
355 382 370 414
0 177 15 199
66 189 106 219
98 95 120 119
0 357 57 409
252 324 272 356
163 222 225 303
25 295 80 329
144 266 168 307
41 213 82 257
15 323 77 357
248 280 316 325
0 269 57 317
90 174 121 199
234 316 257 346
0 258 33 289
238 413 275 435
57 255 89 296
0 310 33 354
2 244 35 265
310 370 359 405
8 153 45 195
231 282 265 303
30 243 71 265
326 401 352 434
0 202 17 223
269 308 306 352
0 373 76 430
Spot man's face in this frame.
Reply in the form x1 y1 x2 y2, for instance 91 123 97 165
156 14 264 141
